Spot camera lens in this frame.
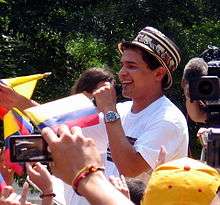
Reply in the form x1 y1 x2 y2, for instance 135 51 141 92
198 80 214 96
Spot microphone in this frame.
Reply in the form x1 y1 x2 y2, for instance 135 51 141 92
182 58 208 82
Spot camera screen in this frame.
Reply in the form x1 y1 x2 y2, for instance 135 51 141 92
10 135 52 162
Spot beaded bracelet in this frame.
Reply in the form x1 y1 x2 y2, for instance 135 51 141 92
72 165 105 195
39 193 56 199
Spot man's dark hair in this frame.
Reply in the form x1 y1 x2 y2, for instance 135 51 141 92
71 67 115 94
122 44 168 89
126 178 146 205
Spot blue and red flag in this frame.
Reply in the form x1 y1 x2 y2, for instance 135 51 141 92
24 94 99 132
24 93 109 155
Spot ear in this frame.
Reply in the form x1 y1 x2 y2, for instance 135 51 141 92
154 66 167 81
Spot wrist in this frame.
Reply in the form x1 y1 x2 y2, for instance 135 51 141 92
41 188 53 195
72 165 105 196
77 171 106 196
104 111 120 123
16 95 36 110
102 106 117 114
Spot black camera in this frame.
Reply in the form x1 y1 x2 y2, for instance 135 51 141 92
9 134 52 162
189 61 220 101
188 46 220 124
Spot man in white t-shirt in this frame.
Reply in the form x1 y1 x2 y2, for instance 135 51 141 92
94 26 189 179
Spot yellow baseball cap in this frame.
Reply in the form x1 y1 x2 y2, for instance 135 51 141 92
141 157 220 205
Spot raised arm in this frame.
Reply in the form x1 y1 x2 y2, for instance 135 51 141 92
93 82 150 177
0 83 39 112
42 125 134 205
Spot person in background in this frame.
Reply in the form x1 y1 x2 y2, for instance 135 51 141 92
181 58 208 123
126 178 145 205
71 67 116 97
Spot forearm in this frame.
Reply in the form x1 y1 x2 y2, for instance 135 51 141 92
16 95 39 111
78 171 133 205
105 118 149 177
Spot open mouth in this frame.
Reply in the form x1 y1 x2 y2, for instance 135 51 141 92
121 80 133 89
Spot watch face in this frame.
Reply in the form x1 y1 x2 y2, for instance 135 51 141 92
105 111 120 122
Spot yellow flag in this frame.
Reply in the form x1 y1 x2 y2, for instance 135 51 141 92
3 108 33 138
1 72 51 99
3 109 20 138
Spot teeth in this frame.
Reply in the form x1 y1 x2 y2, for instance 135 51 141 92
122 80 132 84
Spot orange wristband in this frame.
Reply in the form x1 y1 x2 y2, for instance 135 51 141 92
72 165 105 195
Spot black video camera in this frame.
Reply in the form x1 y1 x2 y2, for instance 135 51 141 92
189 61 220 101
189 45 220 101
189 46 220 124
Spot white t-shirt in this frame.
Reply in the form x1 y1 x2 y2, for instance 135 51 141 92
105 96 189 179
53 95 189 205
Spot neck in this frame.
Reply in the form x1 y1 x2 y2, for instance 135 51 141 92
131 92 163 113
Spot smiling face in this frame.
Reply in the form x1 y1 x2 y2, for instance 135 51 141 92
119 47 166 101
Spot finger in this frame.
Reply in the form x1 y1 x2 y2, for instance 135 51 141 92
26 163 39 177
157 145 167 166
70 126 83 136
41 127 59 148
19 182 29 204
57 124 72 138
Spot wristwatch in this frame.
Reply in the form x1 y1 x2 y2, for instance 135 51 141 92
104 111 120 123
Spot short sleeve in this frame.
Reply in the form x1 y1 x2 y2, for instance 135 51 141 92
134 120 187 169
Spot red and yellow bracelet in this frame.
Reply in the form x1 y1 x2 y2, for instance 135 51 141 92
72 165 105 195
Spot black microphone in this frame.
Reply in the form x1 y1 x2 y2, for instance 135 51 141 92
183 58 208 82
